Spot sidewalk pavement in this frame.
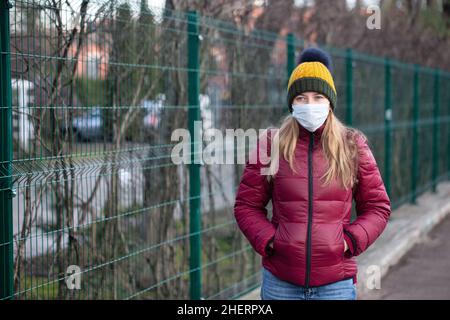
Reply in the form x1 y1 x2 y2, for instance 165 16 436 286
238 180 450 300
361 209 450 299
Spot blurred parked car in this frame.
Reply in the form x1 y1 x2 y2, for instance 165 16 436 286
59 94 213 142
142 93 212 133
60 107 103 142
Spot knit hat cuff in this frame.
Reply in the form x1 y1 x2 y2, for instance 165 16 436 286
287 77 337 112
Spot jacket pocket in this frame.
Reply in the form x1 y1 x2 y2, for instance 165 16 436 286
271 222 307 267
339 225 346 258
310 223 343 267
265 222 279 256
272 222 280 253
272 222 288 255
343 225 357 257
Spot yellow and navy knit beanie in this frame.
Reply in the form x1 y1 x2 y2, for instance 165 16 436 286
287 47 337 113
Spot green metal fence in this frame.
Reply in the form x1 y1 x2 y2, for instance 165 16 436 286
1 0 450 300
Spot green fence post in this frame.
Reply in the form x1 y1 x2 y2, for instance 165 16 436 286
346 48 353 126
187 10 201 300
0 0 14 300
411 65 419 203
384 57 392 198
286 33 296 87
432 69 440 192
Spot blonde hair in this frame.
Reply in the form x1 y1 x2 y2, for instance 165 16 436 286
267 110 364 190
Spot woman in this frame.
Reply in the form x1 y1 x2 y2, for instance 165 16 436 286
233 47 391 300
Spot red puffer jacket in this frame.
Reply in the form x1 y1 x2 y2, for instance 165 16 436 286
234 120 391 288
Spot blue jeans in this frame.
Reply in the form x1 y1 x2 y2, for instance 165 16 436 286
260 267 357 300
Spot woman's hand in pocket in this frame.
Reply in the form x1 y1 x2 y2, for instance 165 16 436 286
265 239 275 255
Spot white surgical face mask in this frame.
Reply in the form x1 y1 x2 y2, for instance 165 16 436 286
292 103 330 132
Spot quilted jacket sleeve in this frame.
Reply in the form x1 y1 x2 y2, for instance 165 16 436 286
233 129 276 258
343 133 391 258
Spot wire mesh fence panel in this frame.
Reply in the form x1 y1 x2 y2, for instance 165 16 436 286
197 14 288 300
416 71 435 195
4 0 194 300
390 66 414 205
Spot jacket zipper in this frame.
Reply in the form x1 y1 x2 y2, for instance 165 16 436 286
305 131 314 288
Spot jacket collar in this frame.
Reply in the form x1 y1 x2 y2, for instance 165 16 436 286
297 118 327 142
